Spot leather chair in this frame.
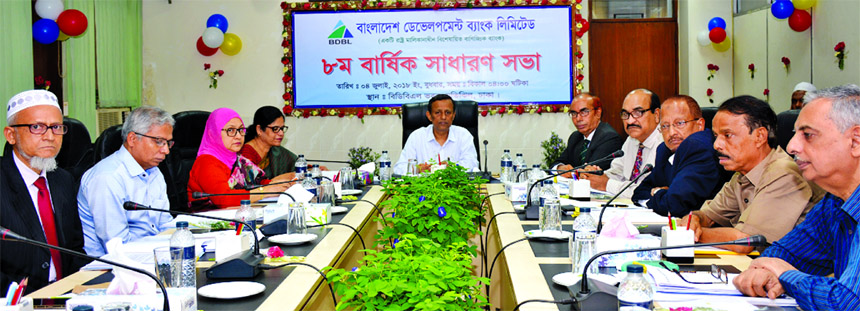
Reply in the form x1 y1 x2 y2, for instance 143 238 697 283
701 106 718 131
166 110 210 211
93 125 124 163
56 117 94 184
777 109 800 151
401 100 480 161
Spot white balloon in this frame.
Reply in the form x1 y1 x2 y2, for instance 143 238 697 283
35 0 64 20
201 27 224 49
697 30 711 47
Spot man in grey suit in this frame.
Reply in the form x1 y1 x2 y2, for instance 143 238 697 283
553 93 623 177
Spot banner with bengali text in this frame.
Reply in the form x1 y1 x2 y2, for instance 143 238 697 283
291 6 573 108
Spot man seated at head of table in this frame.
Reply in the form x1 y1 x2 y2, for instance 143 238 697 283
1 90 89 294
732 84 860 309
631 95 731 216
552 92 623 176
394 94 479 175
579 89 664 198
187 108 292 210
683 96 824 253
77 107 178 257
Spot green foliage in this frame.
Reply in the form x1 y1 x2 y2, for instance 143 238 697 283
325 235 489 311
348 146 381 170
376 164 486 249
540 131 566 169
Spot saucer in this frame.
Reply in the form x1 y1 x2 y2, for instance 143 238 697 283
268 233 318 246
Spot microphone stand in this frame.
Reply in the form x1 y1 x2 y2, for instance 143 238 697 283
245 179 301 190
0 228 171 311
596 164 653 234
306 159 351 164
192 191 296 203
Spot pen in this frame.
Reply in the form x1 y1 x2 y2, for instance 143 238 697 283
668 212 674 230
686 213 692 230
10 278 26 305
5 281 17 306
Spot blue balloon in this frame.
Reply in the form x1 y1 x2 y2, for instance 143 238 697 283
206 14 228 33
33 19 59 44
771 0 794 19
708 17 726 31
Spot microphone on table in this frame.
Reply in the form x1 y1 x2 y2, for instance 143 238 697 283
0 226 171 311
524 150 624 220
192 191 296 203
596 164 653 234
481 140 492 181
244 179 301 190
123 201 263 280
569 235 769 311
306 159 351 164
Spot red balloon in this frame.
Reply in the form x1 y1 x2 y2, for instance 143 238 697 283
56 9 87 36
788 9 812 32
196 36 218 56
709 27 726 43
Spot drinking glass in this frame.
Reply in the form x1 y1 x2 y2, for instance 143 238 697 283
539 200 562 233
153 246 179 287
287 202 307 235
407 159 418 176
318 181 335 206
339 167 355 190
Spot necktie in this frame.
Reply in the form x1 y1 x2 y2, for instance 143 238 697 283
34 177 62 278
580 139 590 164
630 143 645 181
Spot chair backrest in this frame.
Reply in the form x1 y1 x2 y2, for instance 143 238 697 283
57 117 94 183
701 106 718 131
93 125 124 163
777 109 800 151
167 110 211 211
401 100 480 161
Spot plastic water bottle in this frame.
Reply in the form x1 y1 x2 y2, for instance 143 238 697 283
571 207 598 275
311 164 322 184
295 154 307 177
170 221 196 288
233 200 255 248
513 153 526 182
618 264 654 310
500 150 513 183
379 151 392 181
539 179 558 207
302 172 317 203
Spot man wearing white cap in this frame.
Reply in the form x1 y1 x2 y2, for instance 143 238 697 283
791 82 816 110
1 90 88 295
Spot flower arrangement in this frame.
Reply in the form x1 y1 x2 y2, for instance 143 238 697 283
347 146 380 170
706 64 719 80
835 41 847 70
203 63 224 89
748 63 755 79
540 132 566 169
781 56 791 72
706 88 714 104
34 76 51 90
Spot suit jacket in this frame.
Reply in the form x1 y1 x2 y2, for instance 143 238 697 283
1 147 90 295
632 129 732 217
553 122 623 170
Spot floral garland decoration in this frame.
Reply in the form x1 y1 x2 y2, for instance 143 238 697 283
203 63 225 89
280 0 578 121
706 63 719 80
781 56 790 72
34 76 51 90
834 41 846 70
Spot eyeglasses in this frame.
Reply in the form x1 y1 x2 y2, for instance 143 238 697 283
568 108 593 118
620 108 652 120
222 127 247 137
658 118 700 132
660 262 728 284
9 123 68 135
134 132 174 148
267 126 288 133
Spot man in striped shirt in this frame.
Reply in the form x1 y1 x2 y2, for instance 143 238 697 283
733 84 860 309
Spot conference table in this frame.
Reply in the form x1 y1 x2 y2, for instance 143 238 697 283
27 182 792 310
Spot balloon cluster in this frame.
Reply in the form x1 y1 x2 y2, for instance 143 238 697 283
32 0 88 44
197 14 243 56
772 0 814 32
696 17 731 52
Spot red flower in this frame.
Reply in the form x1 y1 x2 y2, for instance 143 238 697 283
217 70 224 76
377 2 384 7
706 88 714 96
491 0 498 5
453 1 461 8
396 1 403 7
357 110 365 119
523 0 530 4
321 3 330 9
338 110 345 118
835 41 846 52
282 20 290 27
35 76 44 85
515 105 524 115
414 0 421 6
714 65 719 71
433 2 441 9
763 88 770 96
536 106 543 113
748 63 755 71
281 59 288 65
302 110 310 118
302 3 311 9
507 0 514 4
283 105 293 114
575 51 583 59
282 75 292 83
320 108 328 117
283 93 292 100
280 2 288 10
576 74 584 81
707 64 714 70
575 0 582 3
204 63 211 70
473 0 480 5
362 0 369 7
44 81 51 87
282 39 289 47
541 0 548 5
575 14 582 23
340 3 350 9
781 57 790 65
480 110 488 117
498 106 506 114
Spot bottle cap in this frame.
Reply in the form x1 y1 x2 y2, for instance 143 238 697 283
543 179 553 185
627 264 644 273
504 149 510 152
579 207 591 213
176 221 188 228
73 306 95 311
240 199 251 205
313 164 319 168
517 153 523 156
382 150 388 154
298 154 304 157
533 164 540 168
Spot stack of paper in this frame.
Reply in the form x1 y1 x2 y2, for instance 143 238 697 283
648 266 743 296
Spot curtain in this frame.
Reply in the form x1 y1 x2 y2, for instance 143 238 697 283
64 0 98 139
95 0 142 108
0 0 35 146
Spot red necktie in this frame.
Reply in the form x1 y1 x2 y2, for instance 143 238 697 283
34 177 62 278
630 144 645 181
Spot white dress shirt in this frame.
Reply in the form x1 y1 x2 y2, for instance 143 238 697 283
12 152 57 281
394 124 479 175
603 128 663 198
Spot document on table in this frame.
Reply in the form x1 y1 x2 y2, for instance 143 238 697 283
81 233 220 271
646 267 798 307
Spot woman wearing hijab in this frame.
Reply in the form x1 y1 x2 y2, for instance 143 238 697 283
187 108 291 210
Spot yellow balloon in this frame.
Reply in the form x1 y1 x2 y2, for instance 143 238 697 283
220 33 242 56
57 31 70 41
793 0 816 10
712 37 731 52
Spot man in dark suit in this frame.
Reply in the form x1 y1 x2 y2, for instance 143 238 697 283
553 93 623 176
632 95 731 217
1 90 89 295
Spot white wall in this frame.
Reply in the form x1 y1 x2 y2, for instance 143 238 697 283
732 9 767 101
677 0 733 108
766 8 812 113
142 0 575 173
810 0 860 88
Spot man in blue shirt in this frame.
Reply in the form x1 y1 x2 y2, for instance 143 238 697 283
733 84 860 309
394 94 478 174
78 107 176 256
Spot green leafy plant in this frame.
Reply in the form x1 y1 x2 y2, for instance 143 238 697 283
540 132 566 169
326 235 489 311
347 146 380 170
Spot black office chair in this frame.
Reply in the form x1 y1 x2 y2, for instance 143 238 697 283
93 125 124 163
401 100 480 161
777 109 800 151
166 110 210 211
701 106 718 131
56 117 94 184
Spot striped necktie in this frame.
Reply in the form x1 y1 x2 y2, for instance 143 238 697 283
630 143 645 181
580 139 590 164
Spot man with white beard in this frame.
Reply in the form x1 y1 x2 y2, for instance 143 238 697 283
1 90 89 295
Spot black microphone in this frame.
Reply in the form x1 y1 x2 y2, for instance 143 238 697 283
306 159 351 164
523 150 624 220
596 164 653 234
192 191 295 202
570 235 769 311
0 226 171 311
244 179 301 190
483 140 489 174
123 202 263 280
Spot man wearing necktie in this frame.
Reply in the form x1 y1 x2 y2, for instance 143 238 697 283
1 90 89 295
552 93 622 177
